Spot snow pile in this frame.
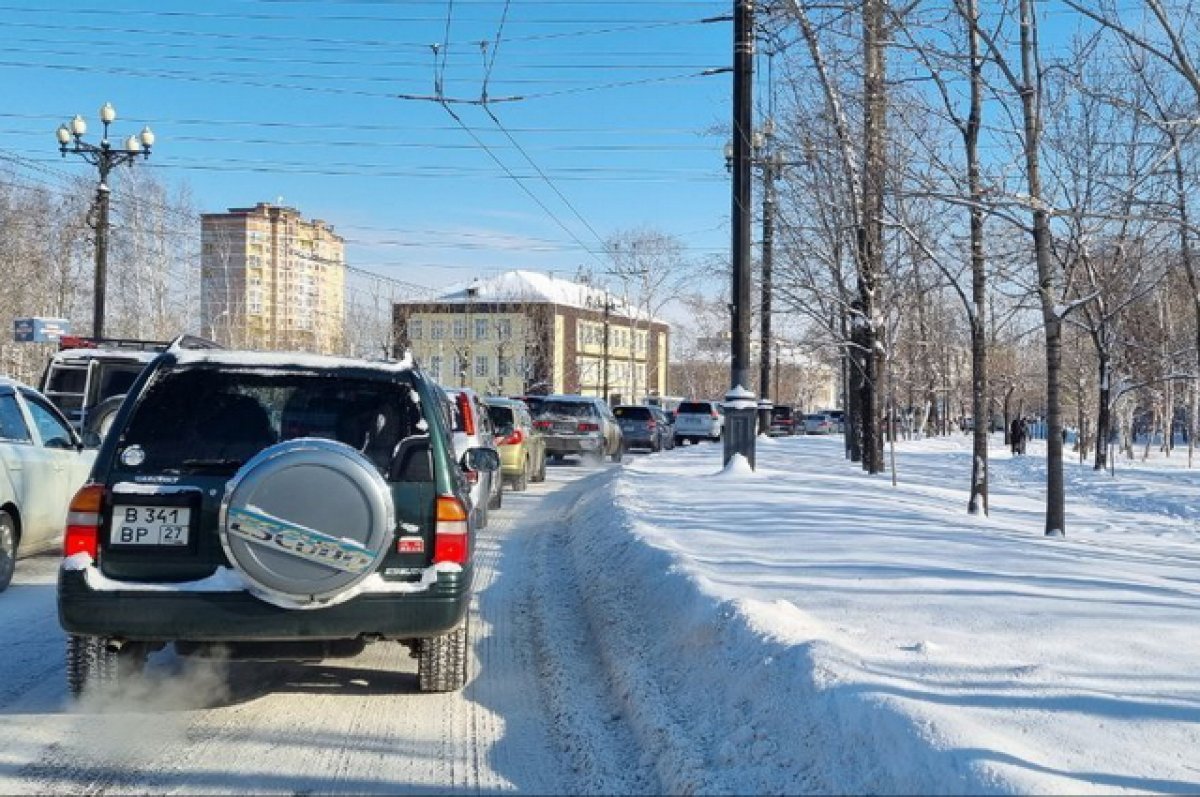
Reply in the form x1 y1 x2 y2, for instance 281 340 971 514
567 436 1200 794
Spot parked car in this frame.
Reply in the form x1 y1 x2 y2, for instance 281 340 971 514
0 379 96 591
485 397 546 491
445 388 503 526
57 343 499 696
804 413 836 435
768 405 798 436
820 409 845 434
39 336 171 438
534 395 624 463
510 395 547 418
674 399 724 444
648 405 676 450
613 404 671 452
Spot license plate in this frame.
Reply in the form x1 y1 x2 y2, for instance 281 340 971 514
111 505 191 546
554 422 574 432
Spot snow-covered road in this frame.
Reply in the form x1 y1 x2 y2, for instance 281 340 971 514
0 461 649 795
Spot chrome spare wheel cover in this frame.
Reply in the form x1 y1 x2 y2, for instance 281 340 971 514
220 438 394 609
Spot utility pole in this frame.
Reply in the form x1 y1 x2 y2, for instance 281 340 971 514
602 297 611 403
724 0 759 468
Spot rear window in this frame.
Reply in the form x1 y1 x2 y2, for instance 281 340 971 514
539 400 597 419
613 406 651 420
487 405 515 429
677 401 713 414
805 414 827 422
771 407 793 419
47 365 87 395
97 364 144 402
120 367 429 478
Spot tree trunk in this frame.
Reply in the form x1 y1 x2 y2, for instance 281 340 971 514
963 0 989 514
1017 0 1065 536
1093 354 1110 471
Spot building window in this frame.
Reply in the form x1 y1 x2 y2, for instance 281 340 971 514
453 319 467 339
431 320 445 340
407 319 423 340
429 355 443 381
475 318 489 340
475 355 489 377
497 319 512 340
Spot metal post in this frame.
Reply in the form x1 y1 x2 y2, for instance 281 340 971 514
726 0 758 467
92 176 110 338
758 159 774 434
602 295 611 403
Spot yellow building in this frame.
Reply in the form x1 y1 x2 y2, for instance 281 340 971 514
200 203 346 354
394 271 670 402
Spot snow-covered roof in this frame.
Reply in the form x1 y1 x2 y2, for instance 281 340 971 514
53 348 162 364
432 270 640 317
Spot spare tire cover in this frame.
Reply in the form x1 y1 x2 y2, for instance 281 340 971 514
220 438 394 609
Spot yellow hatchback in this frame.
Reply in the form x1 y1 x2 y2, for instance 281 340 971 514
484 397 547 491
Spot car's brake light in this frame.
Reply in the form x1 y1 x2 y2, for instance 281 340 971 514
534 420 552 431
710 409 719 419
455 392 476 436
578 422 599 432
434 495 470 564
646 420 657 430
64 483 104 559
500 428 525 446
464 470 479 484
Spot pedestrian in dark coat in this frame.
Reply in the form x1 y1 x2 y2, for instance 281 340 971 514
1010 418 1022 455
1018 418 1029 455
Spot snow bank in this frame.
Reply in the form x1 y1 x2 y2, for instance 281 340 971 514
567 437 1200 794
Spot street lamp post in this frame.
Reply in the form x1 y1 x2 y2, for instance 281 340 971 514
56 102 154 339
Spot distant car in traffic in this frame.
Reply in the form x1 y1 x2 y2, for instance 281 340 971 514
534 395 624 463
445 388 504 525
804 413 836 435
485 397 546 491
613 404 670 452
673 400 724 445
647 405 676 450
820 409 845 434
768 405 797 436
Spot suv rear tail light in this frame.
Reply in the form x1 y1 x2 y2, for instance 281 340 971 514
500 428 525 446
578 422 599 432
455 392 476 435
434 495 470 564
710 409 719 419
464 470 479 485
646 420 657 430
65 483 104 559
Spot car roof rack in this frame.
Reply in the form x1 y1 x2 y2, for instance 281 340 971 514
165 334 224 352
57 335 173 353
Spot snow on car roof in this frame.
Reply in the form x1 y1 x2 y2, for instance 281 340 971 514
53 348 161 363
169 349 415 373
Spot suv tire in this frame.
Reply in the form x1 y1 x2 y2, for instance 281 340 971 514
83 395 125 442
532 455 546 483
66 635 147 698
0 510 16 593
417 614 470 692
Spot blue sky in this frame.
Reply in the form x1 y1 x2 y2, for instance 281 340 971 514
0 0 734 294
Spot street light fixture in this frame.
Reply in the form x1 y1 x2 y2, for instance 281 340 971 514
56 102 155 339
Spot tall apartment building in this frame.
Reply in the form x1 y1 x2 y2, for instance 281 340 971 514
200 203 346 354
394 270 670 403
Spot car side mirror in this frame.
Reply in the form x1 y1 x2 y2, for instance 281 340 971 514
461 447 501 473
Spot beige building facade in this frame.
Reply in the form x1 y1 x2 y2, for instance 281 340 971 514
394 271 669 403
200 203 346 354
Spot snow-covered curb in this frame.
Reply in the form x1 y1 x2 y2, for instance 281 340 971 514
563 463 1003 795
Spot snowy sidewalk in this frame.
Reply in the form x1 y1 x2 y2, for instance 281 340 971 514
565 434 1200 794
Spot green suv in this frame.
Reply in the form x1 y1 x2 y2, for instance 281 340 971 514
57 343 498 695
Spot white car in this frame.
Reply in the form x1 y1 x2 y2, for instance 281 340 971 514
444 387 503 527
673 400 724 444
0 378 96 591
804 413 836 435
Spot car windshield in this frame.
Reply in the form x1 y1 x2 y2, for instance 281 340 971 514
677 401 712 414
539 400 597 419
120 367 428 477
613 406 651 419
805 414 827 422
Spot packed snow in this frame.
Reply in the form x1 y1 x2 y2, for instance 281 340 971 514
573 433 1200 793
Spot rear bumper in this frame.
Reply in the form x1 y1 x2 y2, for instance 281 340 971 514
621 430 656 447
58 566 472 643
543 434 603 454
